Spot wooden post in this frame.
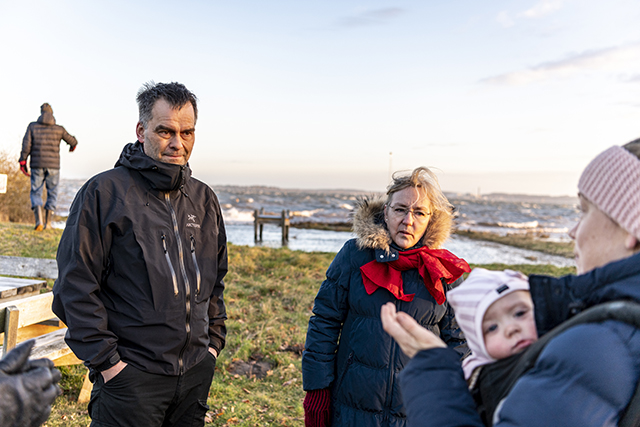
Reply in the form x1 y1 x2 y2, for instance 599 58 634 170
254 209 259 242
259 208 265 241
281 210 287 245
3 306 19 356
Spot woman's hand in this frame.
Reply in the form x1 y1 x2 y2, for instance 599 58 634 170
381 302 447 358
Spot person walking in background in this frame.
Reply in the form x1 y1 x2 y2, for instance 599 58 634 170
302 166 471 427
382 139 640 427
19 103 77 231
52 82 228 427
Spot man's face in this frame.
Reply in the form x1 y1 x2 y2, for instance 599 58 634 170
482 290 538 360
136 99 195 165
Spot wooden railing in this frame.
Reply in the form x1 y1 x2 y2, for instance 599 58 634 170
253 208 291 245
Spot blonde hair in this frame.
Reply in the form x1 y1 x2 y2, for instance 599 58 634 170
386 166 452 213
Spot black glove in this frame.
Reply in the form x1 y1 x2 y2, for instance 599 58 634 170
0 340 62 427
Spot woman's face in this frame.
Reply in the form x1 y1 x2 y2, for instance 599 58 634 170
569 195 635 274
384 187 432 249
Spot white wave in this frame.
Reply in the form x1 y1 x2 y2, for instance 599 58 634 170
222 207 255 223
339 203 354 210
496 220 539 229
291 209 322 218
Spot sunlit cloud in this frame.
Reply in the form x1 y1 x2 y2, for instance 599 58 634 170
338 8 404 28
480 42 640 86
520 0 564 18
496 0 563 28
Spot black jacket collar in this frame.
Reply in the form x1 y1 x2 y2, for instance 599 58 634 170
115 142 191 192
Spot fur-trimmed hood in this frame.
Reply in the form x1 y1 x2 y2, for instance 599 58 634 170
352 197 453 252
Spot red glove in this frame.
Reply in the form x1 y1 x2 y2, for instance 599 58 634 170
69 145 77 152
304 389 331 427
19 161 29 177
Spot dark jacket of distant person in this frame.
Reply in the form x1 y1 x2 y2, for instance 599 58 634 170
19 103 77 169
302 198 469 427
52 141 227 377
398 250 640 427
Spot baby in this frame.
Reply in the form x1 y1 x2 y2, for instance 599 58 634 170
447 268 539 381
381 267 540 426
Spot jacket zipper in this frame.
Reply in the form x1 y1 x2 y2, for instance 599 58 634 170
383 300 399 425
190 235 201 295
165 192 191 375
161 234 179 296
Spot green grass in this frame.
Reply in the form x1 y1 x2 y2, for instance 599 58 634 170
0 222 63 259
1 222 575 426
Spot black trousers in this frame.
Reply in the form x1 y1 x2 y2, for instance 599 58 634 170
88 353 216 427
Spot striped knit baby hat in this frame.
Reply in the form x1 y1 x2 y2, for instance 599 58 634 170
578 146 640 241
447 268 530 379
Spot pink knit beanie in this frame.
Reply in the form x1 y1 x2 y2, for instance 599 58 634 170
447 268 530 379
578 146 640 241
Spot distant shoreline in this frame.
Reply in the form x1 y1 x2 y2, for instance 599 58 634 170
289 221 574 259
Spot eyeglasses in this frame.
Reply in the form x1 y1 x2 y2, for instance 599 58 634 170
387 205 432 222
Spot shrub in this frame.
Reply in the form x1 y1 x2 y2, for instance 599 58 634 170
0 150 33 223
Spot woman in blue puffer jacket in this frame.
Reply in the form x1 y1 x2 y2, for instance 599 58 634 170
302 167 471 427
382 139 640 427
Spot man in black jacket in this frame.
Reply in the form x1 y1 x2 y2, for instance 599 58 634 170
19 103 78 230
52 82 228 427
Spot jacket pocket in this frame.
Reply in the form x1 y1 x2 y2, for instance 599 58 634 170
161 234 179 296
190 234 202 297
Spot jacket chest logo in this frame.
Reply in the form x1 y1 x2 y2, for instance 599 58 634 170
186 214 201 229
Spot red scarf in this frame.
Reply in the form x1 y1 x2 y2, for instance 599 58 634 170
360 247 470 305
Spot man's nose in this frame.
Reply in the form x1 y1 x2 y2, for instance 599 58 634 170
168 135 185 150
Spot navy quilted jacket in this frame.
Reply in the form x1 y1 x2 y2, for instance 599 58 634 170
399 251 640 427
302 199 469 427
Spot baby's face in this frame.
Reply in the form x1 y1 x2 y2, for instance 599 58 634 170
482 290 538 360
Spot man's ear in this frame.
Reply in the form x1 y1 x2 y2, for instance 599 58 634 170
136 122 145 143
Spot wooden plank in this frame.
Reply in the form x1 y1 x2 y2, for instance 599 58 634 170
17 323 65 342
2 306 19 356
52 351 83 367
29 329 73 361
0 293 56 329
0 277 47 302
0 256 58 279
78 371 93 404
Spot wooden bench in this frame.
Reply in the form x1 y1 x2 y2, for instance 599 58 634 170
254 208 291 244
0 255 92 403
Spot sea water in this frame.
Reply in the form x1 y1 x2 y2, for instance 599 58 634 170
55 180 577 267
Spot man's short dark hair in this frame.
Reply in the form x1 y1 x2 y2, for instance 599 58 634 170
136 81 198 128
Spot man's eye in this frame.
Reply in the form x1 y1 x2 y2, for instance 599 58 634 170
158 130 170 136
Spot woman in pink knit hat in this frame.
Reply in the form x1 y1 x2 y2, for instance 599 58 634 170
382 139 640 427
